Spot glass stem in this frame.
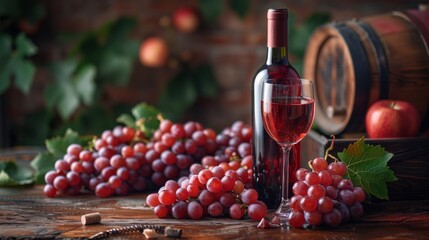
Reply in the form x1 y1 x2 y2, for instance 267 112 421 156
281 145 292 204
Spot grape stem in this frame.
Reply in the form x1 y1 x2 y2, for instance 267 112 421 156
308 135 337 170
328 154 338 162
136 118 146 131
324 135 336 161
229 153 241 162
157 113 165 122
307 160 313 170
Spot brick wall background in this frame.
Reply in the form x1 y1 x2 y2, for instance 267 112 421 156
3 0 427 146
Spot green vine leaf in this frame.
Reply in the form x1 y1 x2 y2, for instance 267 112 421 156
57 84 80 119
45 59 96 119
30 152 57 184
117 113 135 128
74 64 96 105
30 129 93 184
158 71 198 121
157 64 218 121
131 103 161 139
116 103 162 139
98 52 133 86
74 17 138 87
0 161 34 187
13 57 36 93
16 33 38 57
338 137 397 200
0 33 37 94
45 129 92 156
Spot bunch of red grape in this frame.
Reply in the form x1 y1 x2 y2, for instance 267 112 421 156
145 161 266 221
288 157 365 228
43 126 153 198
143 120 267 221
42 119 255 201
148 119 252 187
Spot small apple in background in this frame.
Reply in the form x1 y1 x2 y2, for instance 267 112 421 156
365 100 421 138
19 19 42 35
172 6 200 34
139 36 169 68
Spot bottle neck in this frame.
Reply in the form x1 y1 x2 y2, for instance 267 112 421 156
266 47 289 65
266 9 289 65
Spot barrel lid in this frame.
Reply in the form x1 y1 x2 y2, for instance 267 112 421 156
303 23 371 135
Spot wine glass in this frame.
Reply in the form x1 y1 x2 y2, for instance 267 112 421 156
261 78 315 224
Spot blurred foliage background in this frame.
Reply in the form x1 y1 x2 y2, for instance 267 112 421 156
0 0 420 147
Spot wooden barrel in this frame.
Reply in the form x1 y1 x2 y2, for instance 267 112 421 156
303 7 429 135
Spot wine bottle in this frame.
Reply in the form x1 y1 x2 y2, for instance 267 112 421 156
251 8 301 209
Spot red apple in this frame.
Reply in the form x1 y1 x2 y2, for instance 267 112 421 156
365 100 421 138
139 37 169 68
172 6 200 33
18 19 41 35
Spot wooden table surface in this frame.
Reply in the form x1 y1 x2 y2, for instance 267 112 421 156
1 185 428 239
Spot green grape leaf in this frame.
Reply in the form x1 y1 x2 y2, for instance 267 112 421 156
0 161 34 187
30 152 57 184
45 59 96 119
13 58 36 94
98 52 133 86
45 129 92 157
131 103 161 138
73 64 96 105
158 71 198 121
73 17 137 87
46 60 79 119
0 33 37 95
57 85 80 119
50 58 76 81
44 83 60 110
31 129 93 184
16 33 38 57
106 17 138 55
132 102 160 121
117 39 139 58
117 113 136 128
142 115 161 140
338 137 397 200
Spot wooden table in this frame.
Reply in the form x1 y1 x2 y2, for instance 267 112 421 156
1 185 428 239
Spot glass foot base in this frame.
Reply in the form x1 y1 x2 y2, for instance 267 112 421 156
275 200 291 226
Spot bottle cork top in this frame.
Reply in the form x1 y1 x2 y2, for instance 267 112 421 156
267 9 288 20
267 8 289 47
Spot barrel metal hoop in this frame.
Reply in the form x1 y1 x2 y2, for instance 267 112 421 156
357 21 390 100
334 23 372 133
